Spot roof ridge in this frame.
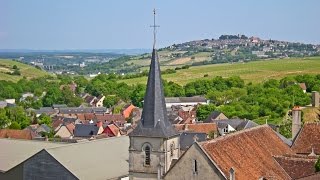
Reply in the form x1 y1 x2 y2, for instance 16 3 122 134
199 124 270 145
46 136 128 150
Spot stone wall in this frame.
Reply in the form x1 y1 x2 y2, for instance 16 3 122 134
164 143 225 180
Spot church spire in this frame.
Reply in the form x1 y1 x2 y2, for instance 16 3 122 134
129 9 177 138
151 9 160 49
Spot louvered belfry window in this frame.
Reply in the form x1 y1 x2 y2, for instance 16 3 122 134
145 145 151 165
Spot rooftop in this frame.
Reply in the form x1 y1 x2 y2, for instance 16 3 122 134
200 125 293 179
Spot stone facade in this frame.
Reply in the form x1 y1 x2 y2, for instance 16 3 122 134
129 136 180 180
164 143 225 180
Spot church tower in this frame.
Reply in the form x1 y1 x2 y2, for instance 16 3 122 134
128 9 180 180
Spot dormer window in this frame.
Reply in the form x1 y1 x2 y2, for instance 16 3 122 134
145 145 151 165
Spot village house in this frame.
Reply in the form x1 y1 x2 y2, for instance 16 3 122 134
121 104 136 119
0 136 129 180
164 125 320 180
168 105 197 124
203 110 228 122
165 97 209 108
0 129 38 140
54 123 75 138
299 83 307 93
83 94 105 107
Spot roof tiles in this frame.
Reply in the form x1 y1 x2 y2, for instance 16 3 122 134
200 125 293 180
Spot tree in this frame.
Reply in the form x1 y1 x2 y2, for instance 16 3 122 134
0 108 10 128
196 104 216 121
12 65 18 69
103 95 120 108
38 114 52 126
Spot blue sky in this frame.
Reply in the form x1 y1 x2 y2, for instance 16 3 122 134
0 0 319 49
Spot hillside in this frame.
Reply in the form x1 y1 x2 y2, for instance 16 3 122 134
120 56 320 85
112 35 320 74
0 59 50 82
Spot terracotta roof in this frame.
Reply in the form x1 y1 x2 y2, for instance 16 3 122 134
108 124 120 136
299 83 307 90
84 113 95 120
177 110 196 124
291 123 320 155
298 173 320 180
200 125 293 180
274 154 318 179
173 123 217 135
0 129 34 140
52 119 63 130
65 123 75 135
95 114 126 125
77 114 85 121
122 104 135 119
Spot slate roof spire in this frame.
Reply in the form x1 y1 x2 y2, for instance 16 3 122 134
129 9 178 138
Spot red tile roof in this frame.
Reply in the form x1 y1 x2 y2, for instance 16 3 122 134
52 119 63 130
299 83 307 90
200 125 293 180
102 124 120 137
291 123 320 155
173 123 217 134
0 129 34 140
274 154 318 179
65 123 75 135
122 104 136 119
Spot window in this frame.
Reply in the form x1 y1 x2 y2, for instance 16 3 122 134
193 159 198 174
145 145 151 165
170 143 174 157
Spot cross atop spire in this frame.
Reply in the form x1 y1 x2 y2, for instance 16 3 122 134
151 9 160 49
129 9 178 138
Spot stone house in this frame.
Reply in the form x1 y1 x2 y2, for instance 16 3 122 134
165 125 305 180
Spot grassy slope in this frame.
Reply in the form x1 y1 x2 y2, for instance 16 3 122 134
0 59 50 82
120 57 320 85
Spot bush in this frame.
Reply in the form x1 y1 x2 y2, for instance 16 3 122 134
9 122 21 129
13 65 18 69
316 157 320 172
12 69 21 76
204 74 209 77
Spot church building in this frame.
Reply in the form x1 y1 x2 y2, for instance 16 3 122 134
128 10 180 180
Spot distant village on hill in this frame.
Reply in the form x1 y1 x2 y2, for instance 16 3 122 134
1 34 319 76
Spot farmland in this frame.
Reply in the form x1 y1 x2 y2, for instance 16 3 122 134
0 59 50 82
120 57 320 85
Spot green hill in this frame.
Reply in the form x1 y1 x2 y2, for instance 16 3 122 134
120 57 320 85
0 59 50 82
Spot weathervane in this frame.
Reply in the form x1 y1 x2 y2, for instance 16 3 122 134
150 9 160 49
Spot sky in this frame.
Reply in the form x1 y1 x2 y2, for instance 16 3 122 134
0 0 319 50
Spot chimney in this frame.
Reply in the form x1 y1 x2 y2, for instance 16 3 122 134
292 106 302 140
312 91 319 107
229 168 235 180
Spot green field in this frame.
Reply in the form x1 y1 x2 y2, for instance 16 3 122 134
120 57 320 85
0 59 50 82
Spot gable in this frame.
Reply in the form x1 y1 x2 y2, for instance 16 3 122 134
164 143 226 180
291 123 320 154
55 126 72 138
23 150 78 180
